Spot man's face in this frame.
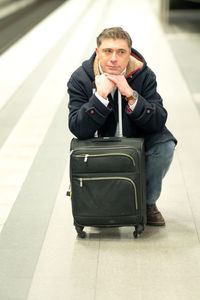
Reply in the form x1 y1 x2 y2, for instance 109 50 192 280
96 38 130 75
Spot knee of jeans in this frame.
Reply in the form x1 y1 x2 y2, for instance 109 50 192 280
147 141 175 162
162 141 176 160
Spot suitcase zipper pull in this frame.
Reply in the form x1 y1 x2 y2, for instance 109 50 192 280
79 178 83 187
84 154 89 163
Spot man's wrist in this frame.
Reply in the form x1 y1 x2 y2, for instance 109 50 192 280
125 90 138 102
128 98 136 106
127 97 138 112
125 88 134 99
96 90 108 99
95 92 109 106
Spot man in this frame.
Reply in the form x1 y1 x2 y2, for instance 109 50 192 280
67 27 177 226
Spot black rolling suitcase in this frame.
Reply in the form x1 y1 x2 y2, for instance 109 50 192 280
68 91 146 238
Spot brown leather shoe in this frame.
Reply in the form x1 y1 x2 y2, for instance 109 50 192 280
146 204 165 226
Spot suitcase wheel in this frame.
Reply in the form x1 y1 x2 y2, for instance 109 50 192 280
133 224 144 239
75 225 86 239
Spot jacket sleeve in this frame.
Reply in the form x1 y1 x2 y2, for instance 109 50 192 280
67 74 112 139
126 69 168 133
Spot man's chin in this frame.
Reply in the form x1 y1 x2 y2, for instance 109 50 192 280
106 69 121 75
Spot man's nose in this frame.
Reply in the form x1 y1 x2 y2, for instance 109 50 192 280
111 51 117 61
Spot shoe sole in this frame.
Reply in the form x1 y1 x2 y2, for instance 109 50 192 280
146 222 165 226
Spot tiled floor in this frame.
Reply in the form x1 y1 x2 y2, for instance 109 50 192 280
0 0 200 299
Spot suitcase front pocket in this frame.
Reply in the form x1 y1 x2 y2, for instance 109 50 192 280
72 176 138 218
72 152 136 173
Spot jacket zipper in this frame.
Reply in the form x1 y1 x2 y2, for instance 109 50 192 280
74 153 135 166
78 176 138 210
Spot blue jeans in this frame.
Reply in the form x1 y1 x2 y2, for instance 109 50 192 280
145 141 175 205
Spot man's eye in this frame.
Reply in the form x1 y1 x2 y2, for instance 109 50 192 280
104 49 112 53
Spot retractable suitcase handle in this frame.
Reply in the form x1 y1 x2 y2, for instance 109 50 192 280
92 137 122 143
118 90 123 137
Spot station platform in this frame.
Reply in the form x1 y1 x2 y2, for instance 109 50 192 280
0 0 37 20
0 0 200 299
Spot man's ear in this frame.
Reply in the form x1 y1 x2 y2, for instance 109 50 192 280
95 48 98 56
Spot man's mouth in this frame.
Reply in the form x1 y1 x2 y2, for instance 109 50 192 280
108 65 119 69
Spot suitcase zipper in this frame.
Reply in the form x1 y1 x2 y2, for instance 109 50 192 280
72 146 137 152
74 153 135 166
78 176 138 210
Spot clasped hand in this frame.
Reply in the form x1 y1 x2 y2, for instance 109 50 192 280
95 73 133 99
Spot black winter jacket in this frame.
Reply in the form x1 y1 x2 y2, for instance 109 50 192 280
67 48 177 150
